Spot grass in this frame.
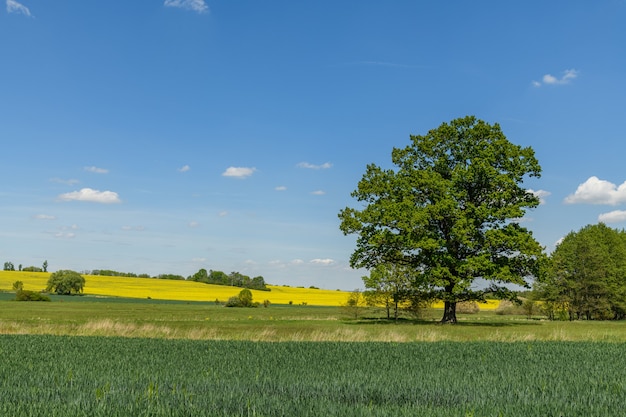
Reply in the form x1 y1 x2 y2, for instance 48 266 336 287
1 335 625 416
2 270 626 415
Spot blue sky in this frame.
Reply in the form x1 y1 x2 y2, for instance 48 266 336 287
2 1 625 290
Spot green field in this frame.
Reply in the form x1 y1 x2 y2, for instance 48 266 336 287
2 294 626 415
1 335 624 416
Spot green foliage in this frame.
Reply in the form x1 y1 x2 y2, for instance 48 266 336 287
3 261 15 271
535 223 626 320
46 270 85 295
12 281 23 291
363 263 429 320
42 260 48 272
15 290 51 302
189 268 269 290
2 336 626 416
21 266 43 272
342 289 365 319
339 116 544 323
224 288 257 308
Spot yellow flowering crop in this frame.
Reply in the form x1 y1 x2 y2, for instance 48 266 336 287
0 271 348 306
0 271 499 309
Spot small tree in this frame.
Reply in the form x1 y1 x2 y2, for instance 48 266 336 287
42 260 48 272
46 270 85 295
343 289 365 320
12 281 24 291
225 289 256 307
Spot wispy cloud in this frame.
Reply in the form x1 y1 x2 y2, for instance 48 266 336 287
6 0 31 16
311 190 326 196
564 176 626 205
84 166 109 174
275 186 287 191
297 162 332 170
163 0 208 13
188 221 200 228
599 210 626 224
222 166 256 179
122 225 145 231
33 214 56 220
178 164 191 173
310 258 335 265
533 69 579 87
528 189 551 205
57 188 121 204
50 178 80 186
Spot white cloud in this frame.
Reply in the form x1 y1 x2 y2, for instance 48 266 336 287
84 166 109 174
57 188 121 204
599 210 626 224
164 0 208 13
218 211 229 217
33 214 56 220
275 186 287 191
311 190 326 195
54 232 75 239
6 0 31 16
192 257 207 263
188 221 200 228
222 167 256 179
297 162 332 169
528 189 551 205
291 259 304 265
564 176 626 205
533 69 579 87
178 165 191 172
310 258 335 265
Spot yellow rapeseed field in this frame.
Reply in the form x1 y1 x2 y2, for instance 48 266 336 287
0 271 500 309
0 271 349 306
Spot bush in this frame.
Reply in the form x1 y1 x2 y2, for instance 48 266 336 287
224 289 257 308
495 300 524 315
15 290 50 302
46 270 85 295
457 301 480 314
12 281 24 291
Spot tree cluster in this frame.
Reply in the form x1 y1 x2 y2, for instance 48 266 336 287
534 223 626 320
188 269 269 291
46 270 85 295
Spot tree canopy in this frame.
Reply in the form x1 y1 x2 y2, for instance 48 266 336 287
534 223 626 320
339 116 544 323
46 270 86 295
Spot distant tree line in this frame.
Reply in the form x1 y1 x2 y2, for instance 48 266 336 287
188 269 269 291
3 262 270 291
3 260 48 272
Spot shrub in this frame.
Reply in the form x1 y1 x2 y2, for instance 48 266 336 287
263 299 271 308
457 301 480 314
495 300 524 315
224 289 257 308
15 290 50 302
46 270 85 295
224 296 242 307
12 281 24 291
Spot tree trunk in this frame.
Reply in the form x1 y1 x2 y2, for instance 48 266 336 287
441 301 457 324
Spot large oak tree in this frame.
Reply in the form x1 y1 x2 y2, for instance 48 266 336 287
339 116 544 323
